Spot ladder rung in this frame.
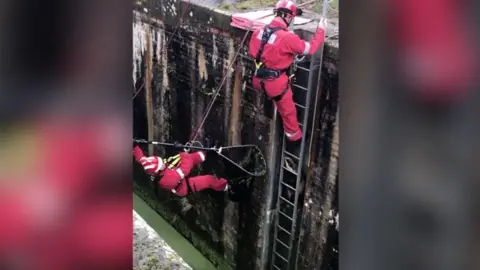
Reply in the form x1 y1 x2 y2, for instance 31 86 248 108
273 265 282 270
296 65 309 72
280 196 295 206
277 224 292 235
276 238 290 249
274 252 288 262
294 102 305 109
284 150 299 160
292 84 308 91
278 210 294 221
281 180 296 191
282 166 298 176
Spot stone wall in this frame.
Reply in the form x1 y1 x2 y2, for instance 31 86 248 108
132 1 339 269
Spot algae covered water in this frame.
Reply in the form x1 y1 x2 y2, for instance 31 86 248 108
134 193 217 270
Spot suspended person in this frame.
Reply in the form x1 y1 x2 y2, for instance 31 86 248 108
249 0 325 141
133 145 230 196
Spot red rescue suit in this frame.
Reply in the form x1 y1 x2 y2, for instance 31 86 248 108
249 17 325 141
133 146 228 196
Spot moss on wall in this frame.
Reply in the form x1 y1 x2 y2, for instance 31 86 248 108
133 9 270 268
133 1 339 269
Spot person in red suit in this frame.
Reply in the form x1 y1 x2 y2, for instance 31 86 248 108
133 145 229 196
249 0 325 141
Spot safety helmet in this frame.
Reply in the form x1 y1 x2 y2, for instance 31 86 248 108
274 0 302 17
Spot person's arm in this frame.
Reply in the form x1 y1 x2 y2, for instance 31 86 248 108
283 25 325 56
132 146 146 163
189 151 206 166
248 29 261 58
176 152 194 179
133 146 163 175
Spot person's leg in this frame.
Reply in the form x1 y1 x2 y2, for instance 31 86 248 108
170 179 189 197
256 76 302 141
188 175 228 193
274 88 302 141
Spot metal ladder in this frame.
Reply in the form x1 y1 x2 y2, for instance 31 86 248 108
270 44 324 270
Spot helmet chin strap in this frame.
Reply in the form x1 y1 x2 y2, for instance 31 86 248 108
275 11 292 27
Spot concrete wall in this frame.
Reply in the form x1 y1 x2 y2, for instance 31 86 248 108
132 1 339 269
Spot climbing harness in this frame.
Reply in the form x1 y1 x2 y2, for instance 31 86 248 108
148 162 193 197
252 25 292 103
134 139 267 177
253 26 287 80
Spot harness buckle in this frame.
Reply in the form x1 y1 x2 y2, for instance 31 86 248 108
254 61 263 76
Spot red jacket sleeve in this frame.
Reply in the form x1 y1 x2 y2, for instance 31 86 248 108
283 27 325 56
248 29 261 58
132 146 146 163
176 152 194 179
189 151 206 166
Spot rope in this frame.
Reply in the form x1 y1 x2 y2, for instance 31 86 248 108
134 138 267 177
188 28 252 142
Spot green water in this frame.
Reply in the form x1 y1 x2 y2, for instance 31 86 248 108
133 193 217 270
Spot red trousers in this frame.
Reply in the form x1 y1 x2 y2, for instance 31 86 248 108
174 175 228 197
252 75 302 141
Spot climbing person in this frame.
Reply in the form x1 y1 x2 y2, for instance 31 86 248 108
248 0 325 141
133 145 229 197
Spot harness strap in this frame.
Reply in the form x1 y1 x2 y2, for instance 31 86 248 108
170 177 193 195
259 77 292 102
254 25 293 100
271 86 290 102
164 154 181 169
254 26 283 69
185 178 193 194
169 166 195 195
172 177 183 193
152 172 190 195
